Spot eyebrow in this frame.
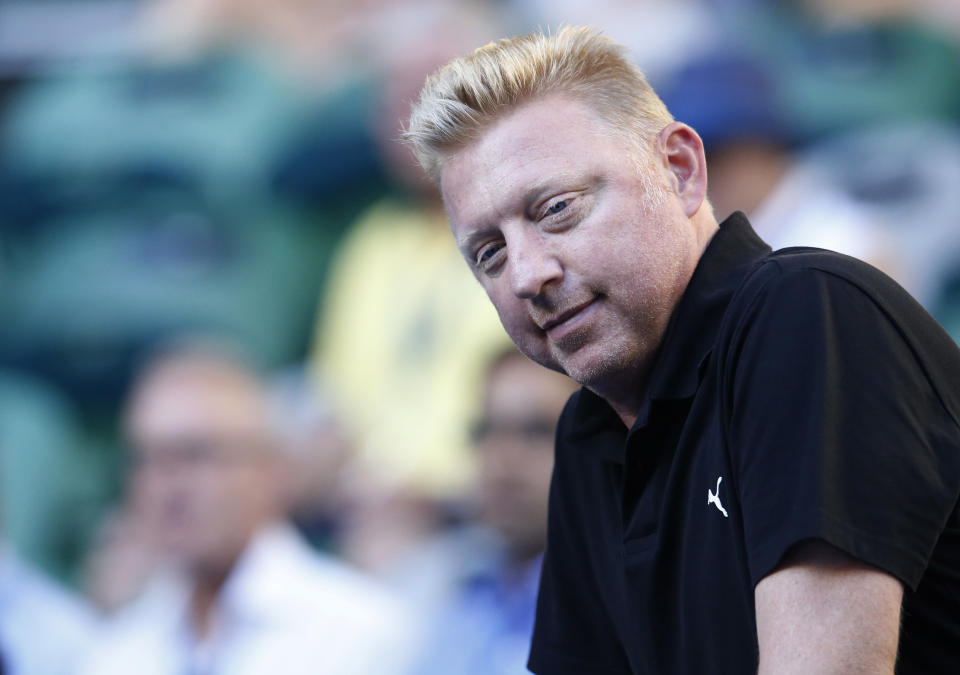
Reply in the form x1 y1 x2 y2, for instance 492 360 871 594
456 225 500 258
522 174 580 208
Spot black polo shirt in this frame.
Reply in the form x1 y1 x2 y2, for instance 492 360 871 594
528 212 960 674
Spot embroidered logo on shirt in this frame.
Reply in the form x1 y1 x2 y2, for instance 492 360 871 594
707 476 729 518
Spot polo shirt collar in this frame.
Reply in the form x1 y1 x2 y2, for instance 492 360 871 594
569 211 771 446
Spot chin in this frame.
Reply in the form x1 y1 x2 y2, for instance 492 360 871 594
552 343 612 384
560 341 649 391
559 363 606 390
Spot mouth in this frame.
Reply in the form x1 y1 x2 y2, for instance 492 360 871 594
541 297 597 336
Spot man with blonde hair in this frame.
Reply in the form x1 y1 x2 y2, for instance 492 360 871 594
406 26 960 674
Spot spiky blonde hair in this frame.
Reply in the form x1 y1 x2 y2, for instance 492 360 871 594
404 25 674 183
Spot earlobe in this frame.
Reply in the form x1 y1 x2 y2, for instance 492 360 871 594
659 122 708 218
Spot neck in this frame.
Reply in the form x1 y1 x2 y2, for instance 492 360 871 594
188 565 232 640
585 357 656 431
601 210 719 430
610 402 639 431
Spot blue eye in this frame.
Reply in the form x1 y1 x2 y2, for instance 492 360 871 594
547 200 568 215
475 242 505 270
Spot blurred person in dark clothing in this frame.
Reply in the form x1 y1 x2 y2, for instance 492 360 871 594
411 348 576 675
80 342 417 675
473 350 575 568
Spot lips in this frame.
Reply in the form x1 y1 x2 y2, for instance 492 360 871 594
540 297 597 334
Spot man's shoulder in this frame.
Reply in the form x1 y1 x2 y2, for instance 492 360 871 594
738 245 904 303
724 245 960 425
726 244 950 346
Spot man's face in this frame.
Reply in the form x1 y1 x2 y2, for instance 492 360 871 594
125 362 279 574
441 95 701 395
473 354 576 558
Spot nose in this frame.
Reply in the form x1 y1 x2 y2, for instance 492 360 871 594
508 232 562 299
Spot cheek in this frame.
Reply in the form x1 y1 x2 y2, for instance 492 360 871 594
487 288 526 338
494 302 548 360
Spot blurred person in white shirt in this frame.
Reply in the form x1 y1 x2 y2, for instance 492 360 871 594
80 340 418 675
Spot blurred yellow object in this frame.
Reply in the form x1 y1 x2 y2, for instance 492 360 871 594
312 199 511 497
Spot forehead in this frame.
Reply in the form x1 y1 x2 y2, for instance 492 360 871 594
127 363 268 440
440 95 629 240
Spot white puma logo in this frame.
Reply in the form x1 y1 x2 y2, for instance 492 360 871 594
707 476 728 518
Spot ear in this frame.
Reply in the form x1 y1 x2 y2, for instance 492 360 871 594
657 122 708 218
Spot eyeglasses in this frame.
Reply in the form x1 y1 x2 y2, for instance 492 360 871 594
470 417 557 444
127 435 272 469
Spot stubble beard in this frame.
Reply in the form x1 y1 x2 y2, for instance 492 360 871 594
556 311 661 394
554 253 685 402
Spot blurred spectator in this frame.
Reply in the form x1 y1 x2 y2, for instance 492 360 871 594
409 348 577 675
661 38 960 308
0 0 392 581
659 48 795 221
80 341 418 675
659 46 901 277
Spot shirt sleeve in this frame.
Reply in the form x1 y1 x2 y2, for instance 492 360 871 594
721 261 960 590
